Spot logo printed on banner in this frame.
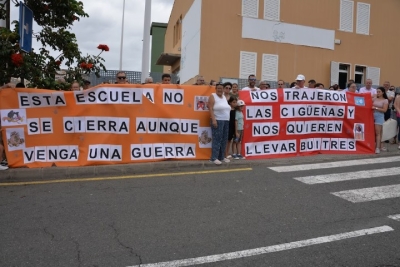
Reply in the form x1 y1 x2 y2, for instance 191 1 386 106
0 109 26 126
194 96 209 111
354 97 365 106
198 127 212 148
6 127 26 151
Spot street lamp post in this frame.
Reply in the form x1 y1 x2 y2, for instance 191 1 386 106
119 0 125 71
141 0 151 83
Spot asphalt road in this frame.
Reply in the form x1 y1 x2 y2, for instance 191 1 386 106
1 157 400 267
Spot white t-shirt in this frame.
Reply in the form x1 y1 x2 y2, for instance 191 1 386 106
359 87 377 96
242 87 260 91
211 93 230 121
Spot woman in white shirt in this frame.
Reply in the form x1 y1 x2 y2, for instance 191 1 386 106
208 83 231 165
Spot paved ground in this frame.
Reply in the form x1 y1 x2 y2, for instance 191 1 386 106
1 145 400 267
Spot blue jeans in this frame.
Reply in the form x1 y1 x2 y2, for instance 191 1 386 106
210 120 229 161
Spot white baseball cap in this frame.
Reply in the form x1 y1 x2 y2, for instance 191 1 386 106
295 74 305 81
237 100 246 106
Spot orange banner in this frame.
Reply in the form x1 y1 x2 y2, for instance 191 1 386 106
0 85 215 168
0 85 375 168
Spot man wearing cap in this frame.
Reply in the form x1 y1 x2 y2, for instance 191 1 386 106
292 74 308 89
242 75 259 91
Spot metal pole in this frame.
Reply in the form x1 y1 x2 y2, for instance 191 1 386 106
119 0 125 71
141 0 151 83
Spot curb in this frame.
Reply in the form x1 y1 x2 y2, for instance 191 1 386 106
1 144 400 183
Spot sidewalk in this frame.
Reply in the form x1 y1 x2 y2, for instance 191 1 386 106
1 143 400 183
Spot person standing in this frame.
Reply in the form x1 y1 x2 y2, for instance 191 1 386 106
225 97 238 159
372 87 389 154
359 79 377 96
292 75 308 89
242 75 259 91
223 82 232 100
161 73 172 84
233 100 246 160
394 93 400 148
208 83 231 165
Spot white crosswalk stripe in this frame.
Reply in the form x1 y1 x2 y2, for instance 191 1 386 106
331 184 400 203
269 156 400 173
268 156 400 204
388 214 400 221
294 167 400 184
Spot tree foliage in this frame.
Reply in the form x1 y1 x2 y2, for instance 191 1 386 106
0 0 108 90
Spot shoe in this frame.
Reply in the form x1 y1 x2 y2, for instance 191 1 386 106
0 159 7 166
222 158 230 163
226 155 232 159
212 159 222 165
381 147 387 151
237 154 246 159
232 154 239 160
0 165 8 170
375 148 380 154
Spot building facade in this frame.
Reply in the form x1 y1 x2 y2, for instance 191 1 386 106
157 0 400 88
150 22 167 73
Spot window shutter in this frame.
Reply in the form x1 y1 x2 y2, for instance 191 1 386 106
264 0 280 21
261 54 278 81
340 0 354 32
356 2 370 35
330 61 339 86
242 0 259 18
366 67 380 86
240 51 257 79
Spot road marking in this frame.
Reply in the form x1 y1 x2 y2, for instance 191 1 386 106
332 184 400 203
294 167 400 184
269 156 400 173
127 226 393 267
0 168 253 187
388 214 400 221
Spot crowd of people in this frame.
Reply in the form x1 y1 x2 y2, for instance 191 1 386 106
1 72 400 169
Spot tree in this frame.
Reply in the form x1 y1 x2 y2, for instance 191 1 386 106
0 0 108 90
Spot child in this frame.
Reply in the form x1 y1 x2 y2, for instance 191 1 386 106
225 96 237 159
232 100 245 159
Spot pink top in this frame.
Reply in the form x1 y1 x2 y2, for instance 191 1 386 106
373 98 388 108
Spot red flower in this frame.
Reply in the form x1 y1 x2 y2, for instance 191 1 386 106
11 53 23 67
55 60 61 66
79 62 87 68
86 63 93 69
97 44 109 52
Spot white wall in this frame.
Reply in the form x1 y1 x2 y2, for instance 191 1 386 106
242 17 335 50
180 0 202 84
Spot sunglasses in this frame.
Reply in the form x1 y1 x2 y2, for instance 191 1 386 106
249 78 256 81
117 77 126 79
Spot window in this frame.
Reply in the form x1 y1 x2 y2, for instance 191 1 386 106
338 64 350 89
331 61 351 89
356 2 370 35
366 67 380 86
340 0 354 32
173 16 182 46
261 54 278 81
354 65 366 84
242 0 259 18
239 51 257 79
264 0 280 21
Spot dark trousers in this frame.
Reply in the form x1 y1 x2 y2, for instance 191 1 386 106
210 120 229 161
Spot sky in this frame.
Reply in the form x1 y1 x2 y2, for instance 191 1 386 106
10 0 174 72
